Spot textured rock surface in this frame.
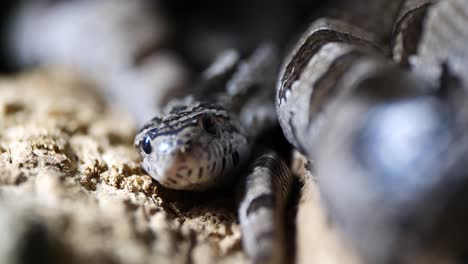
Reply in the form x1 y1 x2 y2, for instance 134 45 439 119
0 69 245 264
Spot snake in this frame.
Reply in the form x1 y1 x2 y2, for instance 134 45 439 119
10 0 468 262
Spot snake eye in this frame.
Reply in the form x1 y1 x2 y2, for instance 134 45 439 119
201 115 218 135
142 136 152 154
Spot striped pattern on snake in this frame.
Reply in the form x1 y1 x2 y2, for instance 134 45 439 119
394 0 468 85
238 151 293 264
278 0 468 263
276 15 394 158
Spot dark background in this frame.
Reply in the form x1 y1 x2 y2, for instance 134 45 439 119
0 0 327 73
0 1 20 73
162 0 326 70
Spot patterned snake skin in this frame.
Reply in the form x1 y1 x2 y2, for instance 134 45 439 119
277 0 468 262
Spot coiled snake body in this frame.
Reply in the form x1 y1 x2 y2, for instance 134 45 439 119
135 0 468 262
277 0 468 262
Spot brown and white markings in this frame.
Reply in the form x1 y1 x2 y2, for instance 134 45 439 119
394 0 468 84
278 0 468 263
276 15 393 157
276 0 412 158
238 150 293 264
392 0 438 65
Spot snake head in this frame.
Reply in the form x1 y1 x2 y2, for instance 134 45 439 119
134 102 250 191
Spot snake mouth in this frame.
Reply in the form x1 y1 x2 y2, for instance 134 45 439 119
142 147 197 187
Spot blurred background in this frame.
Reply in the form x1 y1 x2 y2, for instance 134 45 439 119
0 0 329 125
0 0 323 73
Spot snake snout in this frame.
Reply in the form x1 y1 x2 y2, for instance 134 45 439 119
149 136 249 191
145 137 210 188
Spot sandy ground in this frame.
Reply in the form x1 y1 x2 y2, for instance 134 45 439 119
0 69 246 264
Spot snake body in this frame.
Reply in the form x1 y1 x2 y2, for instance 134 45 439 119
276 18 388 157
238 151 293 264
278 0 468 262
